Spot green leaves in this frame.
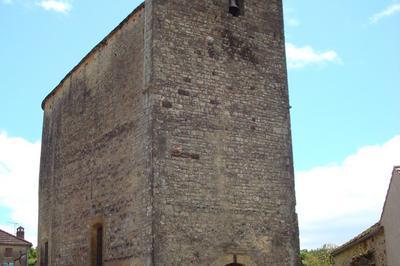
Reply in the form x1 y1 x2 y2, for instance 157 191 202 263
28 247 38 266
300 244 335 266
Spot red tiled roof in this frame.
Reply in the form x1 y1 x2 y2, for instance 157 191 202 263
0 229 32 247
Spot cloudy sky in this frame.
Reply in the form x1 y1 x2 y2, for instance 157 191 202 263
0 0 399 249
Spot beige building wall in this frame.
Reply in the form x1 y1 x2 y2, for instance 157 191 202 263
381 167 400 266
333 230 386 266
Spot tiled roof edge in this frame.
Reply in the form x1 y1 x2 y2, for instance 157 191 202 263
0 229 32 246
331 223 383 256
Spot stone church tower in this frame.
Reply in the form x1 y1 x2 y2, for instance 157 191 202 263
38 0 299 265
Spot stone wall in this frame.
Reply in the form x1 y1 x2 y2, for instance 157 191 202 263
333 230 386 266
38 5 153 265
145 0 299 264
38 0 299 265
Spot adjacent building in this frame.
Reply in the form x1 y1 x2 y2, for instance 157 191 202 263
38 0 300 265
332 166 400 266
0 227 32 266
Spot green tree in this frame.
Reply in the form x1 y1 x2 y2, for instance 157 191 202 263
300 244 335 266
28 247 38 266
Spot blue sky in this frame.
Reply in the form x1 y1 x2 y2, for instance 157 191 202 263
0 0 399 249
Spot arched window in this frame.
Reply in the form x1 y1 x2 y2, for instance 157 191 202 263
90 223 103 266
229 0 244 17
225 255 245 266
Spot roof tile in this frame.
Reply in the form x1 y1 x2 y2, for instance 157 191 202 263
0 229 32 246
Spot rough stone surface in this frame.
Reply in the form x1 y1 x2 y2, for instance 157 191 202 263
38 0 299 265
38 7 152 265
332 229 386 266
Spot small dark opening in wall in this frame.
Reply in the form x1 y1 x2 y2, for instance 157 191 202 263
229 0 244 17
91 223 103 266
5 247 13 257
96 226 103 266
225 254 246 266
350 251 375 266
43 241 48 266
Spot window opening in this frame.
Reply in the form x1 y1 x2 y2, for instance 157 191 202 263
40 241 48 266
44 241 48 266
229 0 244 17
91 223 103 266
4 248 13 257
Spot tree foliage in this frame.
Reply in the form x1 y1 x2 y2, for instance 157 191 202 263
28 247 38 266
300 244 335 266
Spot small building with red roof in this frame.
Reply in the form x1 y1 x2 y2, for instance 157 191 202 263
0 227 32 266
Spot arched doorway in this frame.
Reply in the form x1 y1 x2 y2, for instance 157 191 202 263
225 255 245 266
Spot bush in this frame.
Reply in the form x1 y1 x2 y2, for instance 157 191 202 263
28 247 37 266
300 244 335 266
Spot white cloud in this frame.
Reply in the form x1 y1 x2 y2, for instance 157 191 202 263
287 18 300 27
296 135 400 249
370 3 400 24
284 7 300 27
0 131 41 246
36 0 71 13
286 43 341 69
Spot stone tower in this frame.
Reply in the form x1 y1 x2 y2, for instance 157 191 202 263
38 0 299 265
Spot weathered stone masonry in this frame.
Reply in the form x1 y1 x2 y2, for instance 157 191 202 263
38 0 299 265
